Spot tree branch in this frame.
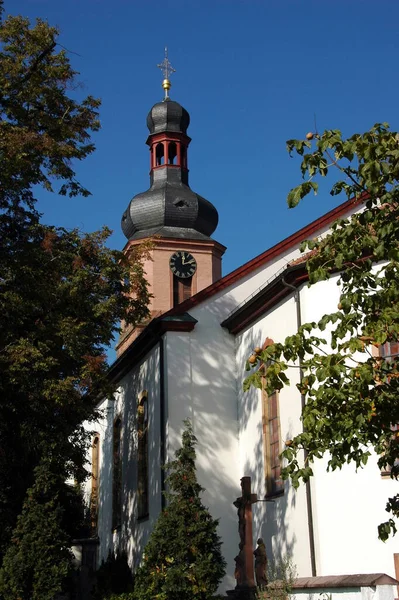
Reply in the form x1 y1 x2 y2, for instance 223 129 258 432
18 40 56 88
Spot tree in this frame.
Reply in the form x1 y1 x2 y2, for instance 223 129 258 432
0 460 75 600
0 4 150 587
134 420 226 600
244 123 399 540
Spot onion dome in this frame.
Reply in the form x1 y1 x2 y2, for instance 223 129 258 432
147 100 190 135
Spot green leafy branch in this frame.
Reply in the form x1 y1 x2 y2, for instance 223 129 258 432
245 123 399 540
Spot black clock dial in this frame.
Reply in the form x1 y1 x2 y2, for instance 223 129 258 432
169 251 197 279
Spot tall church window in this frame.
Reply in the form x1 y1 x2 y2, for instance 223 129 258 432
173 276 192 306
380 341 399 360
137 391 149 519
262 389 284 497
379 341 399 477
260 338 284 497
90 433 100 532
112 417 122 530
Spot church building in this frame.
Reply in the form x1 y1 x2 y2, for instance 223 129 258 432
84 57 399 593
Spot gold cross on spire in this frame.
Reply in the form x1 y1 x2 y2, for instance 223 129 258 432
157 47 175 100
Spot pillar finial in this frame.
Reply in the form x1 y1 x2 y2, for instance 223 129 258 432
157 47 176 100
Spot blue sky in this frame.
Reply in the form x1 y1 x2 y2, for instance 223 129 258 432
8 0 399 275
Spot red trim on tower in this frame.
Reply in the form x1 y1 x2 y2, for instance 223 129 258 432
146 131 191 171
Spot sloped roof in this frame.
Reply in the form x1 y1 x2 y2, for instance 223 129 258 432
163 194 363 318
293 574 399 588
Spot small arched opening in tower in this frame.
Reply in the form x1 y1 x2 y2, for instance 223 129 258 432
168 141 177 165
155 142 165 166
173 275 192 306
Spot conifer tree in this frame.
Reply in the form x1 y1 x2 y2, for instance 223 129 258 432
0 460 74 600
134 420 226 600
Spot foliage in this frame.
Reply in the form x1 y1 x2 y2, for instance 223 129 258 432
256 555 297 600
0 13 100 208
134 420 226 600
244 123 399 540
0 219 150 557
0 460 74 600
92 551 135 600
0 3 150 588
263 555 297 600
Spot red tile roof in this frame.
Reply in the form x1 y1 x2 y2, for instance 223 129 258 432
164 194 363 317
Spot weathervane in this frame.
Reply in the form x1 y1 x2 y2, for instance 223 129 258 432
157 47 175 100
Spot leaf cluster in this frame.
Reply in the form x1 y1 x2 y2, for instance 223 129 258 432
0 14 101 209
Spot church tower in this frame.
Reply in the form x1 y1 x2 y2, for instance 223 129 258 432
117 51 226 355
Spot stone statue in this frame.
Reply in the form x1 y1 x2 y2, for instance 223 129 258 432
234 497 246 548
234 543 245 587
253 538 268 588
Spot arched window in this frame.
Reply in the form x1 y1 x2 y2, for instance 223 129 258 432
137 391 149 519
379 341 399 477
90 434 100 531
156 143 165 166
260 338 284 497
173 276 192 307
168 142 177 164
380 341 399 360
112 417 122 529
262 390 284 497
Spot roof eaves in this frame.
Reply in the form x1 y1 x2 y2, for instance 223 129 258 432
162 194 364 319
221 262 308 334
293 574 399 589
108 312 197 382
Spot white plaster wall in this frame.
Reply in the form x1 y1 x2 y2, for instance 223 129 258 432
165 321 240 592
292 586 397 600
86 204 363 582
231 265 399 581
94 344 162 570
150 210 357 589
236 294 314 577
300 279 398 578
95 397 114 559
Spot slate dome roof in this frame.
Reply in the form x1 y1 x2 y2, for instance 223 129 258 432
121 170 219 241
146 99 190 135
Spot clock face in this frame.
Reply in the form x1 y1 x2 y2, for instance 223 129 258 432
169 251 197 279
